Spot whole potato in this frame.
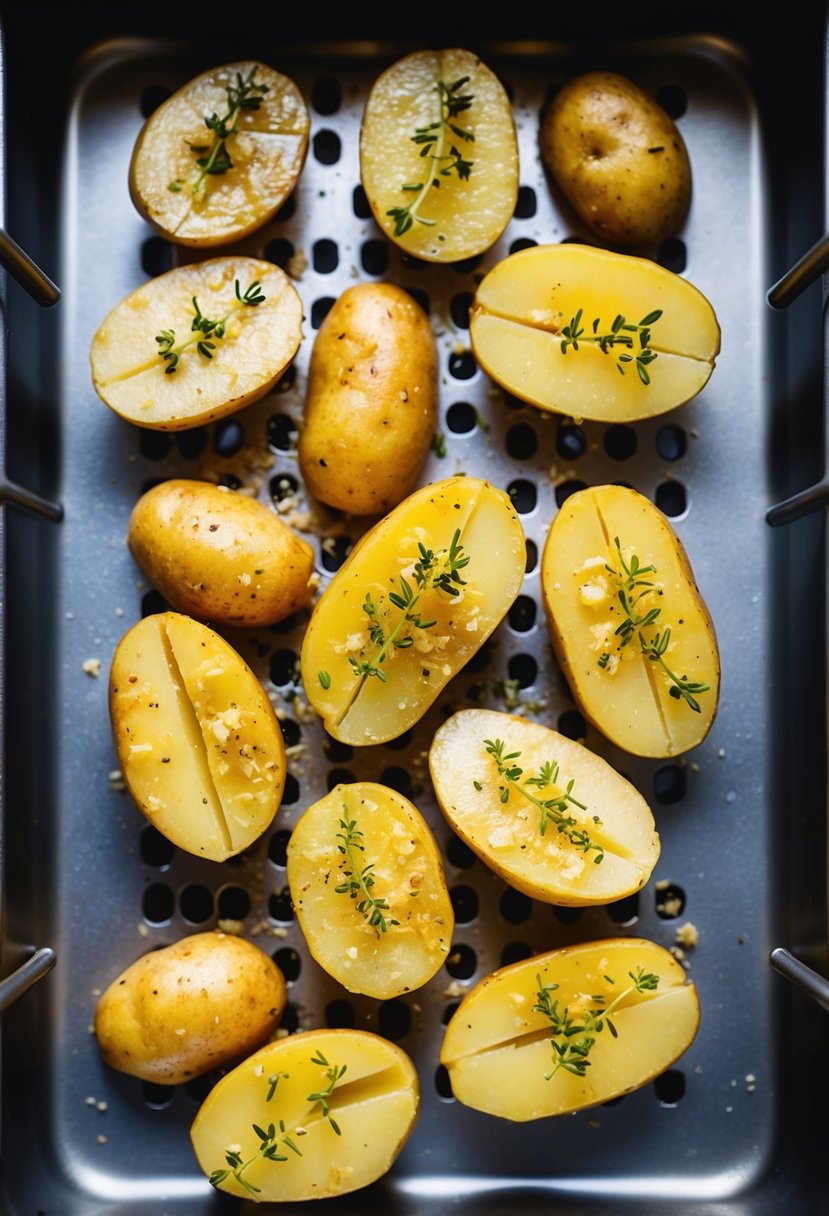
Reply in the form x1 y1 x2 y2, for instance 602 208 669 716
128 479 315 627
540 71 691 247
298 283 437 515
94 932 286 1084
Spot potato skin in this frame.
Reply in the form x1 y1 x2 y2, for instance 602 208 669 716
128 479 315 627
94 933 286 1084
299 284 438 515
540 71 691 247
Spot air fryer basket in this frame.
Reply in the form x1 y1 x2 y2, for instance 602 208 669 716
1 17 828 1216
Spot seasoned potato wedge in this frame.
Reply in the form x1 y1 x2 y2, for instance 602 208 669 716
441 938 699 1120
360 48 518 262
288 783 453 999
540 71 692 247
90 257 302 430
128 479 315 627
299 283 438 515
95 932 286 1084
542 485 719 757
190 1029 419 1202
429 709 659 905
470 243 720 422
129 61 309 247
110 612 285 860
300 477 526 744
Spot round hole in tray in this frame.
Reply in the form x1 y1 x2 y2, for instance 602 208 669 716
180 884 214 924
313 129 341 165
263 237 294 270
557 423 587 460
557 709 587 741
140 236 174 278
401 252 428 273
176 427 207 460
657 237 687 275
274 192 297 223
352 184 371 219
450 884 479 924
327 767 356 791
508 652 538 688
311 296 337 329
139 84 171 117
404 286 430 315
506 423 538 460
313 238 339 274
311 75 342 115
269 648 299 687
139 429 172 461
446 834 477 870
281 1003 300 1034
655 882 686 919
602 1094 627 1108
655 480 687 517
140 477 166 496
509 237 538 255
281 774 300 806
525 539 538 574
500 887 532 925
268 416 298 455
269 472 299 507
380 766 413 799
446 401 477 434
361 239 389 276
378 1000 412 1041
142 1080 175 1110
508 595 537 634
553 905 583 925
273 947 301 984
604 424 637 461
143 883 174 924
140 826 175 869
448 350 477 380
326 999 356 1029
501 941 533 966
464 639 494 675
276 364 297 394
656 83 687 119
280 718 301 748
450 292 473 329
446 943 477 980
450 253 483 276
324 734 353 763
507 479 537 515
514 185 537 219
268 829 291 868
217 885 250 921
555 478 587 507
607 892 639 926
320 535 353 572
269 887 294 922
213 418 244 457
654 764 687 805
654 1068 686 1106
656 423 687 462
141 589 169 618
184 1074 215 1104
435 1064 455 1101
385 728 413 752
503 391 527 412
216 473 242 491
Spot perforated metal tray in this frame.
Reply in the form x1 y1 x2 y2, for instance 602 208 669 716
1 27 827 1216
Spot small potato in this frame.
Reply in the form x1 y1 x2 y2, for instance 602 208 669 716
95 932 286 1084
542 485 719 757
360 48 518 263
540 71 691 248
300 477 526 745
429 709 659 905
288 783 453 999
90 257 302 430
299 284 437 515
470 243 720 423
110 612 285 860
130 61 309 247
190 1029 419 1202
440 938 699 1120
128 479 315 627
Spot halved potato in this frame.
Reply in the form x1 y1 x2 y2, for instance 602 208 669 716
360 48 518 263
300 477 526 745
542 485 719 757
429 709 659 905
90 256 302 430
130 61 309 247
440 938 699 1120
470 243 720 422
190 1029 419 1202
110 612 285 860
288 782 453 999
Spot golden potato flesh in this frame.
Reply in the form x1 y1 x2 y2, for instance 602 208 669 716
129 61 309 247
542 485 719 757
440 938 699 1120
128 479 315 627
190 1029 419 1202
288 783 453 999
110 612 285 860
541 71 691 247
470 243 720 422
95 932 286 1084
90 256 302 430
360 48 518 262
299 283 438 515
429 709 659 905
300 477 526 745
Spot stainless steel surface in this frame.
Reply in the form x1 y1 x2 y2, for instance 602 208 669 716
770 948 829 1013
767 231 829 309
0 228 60 308
0 947 57 1012
1 30 826 1216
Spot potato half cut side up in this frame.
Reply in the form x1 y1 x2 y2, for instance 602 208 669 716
430 708 660 905
440 938 700 1120
300 477 526 745
542 484 719 757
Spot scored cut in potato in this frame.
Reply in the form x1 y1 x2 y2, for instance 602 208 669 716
542 484 719 757
90 256 302 430
440 938 700 1120
288 782 454 999
110 612 285 861
360 48 518 263
470 243 720 422
190 1029 419 1202
95 932 286 1084
429 709 659 905
130 61 309 247
300 477 526 745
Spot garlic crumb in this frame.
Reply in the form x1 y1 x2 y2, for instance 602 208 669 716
82 658 102 677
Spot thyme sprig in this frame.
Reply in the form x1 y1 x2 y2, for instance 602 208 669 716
192 66 269 195
307 1052 348 1135
335 813 397 933
534 966 660 1080
348 529 469 685
604 537 711 712
482 738 604 863
560 308 662 385
387 76 475 237
155 279 266 374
